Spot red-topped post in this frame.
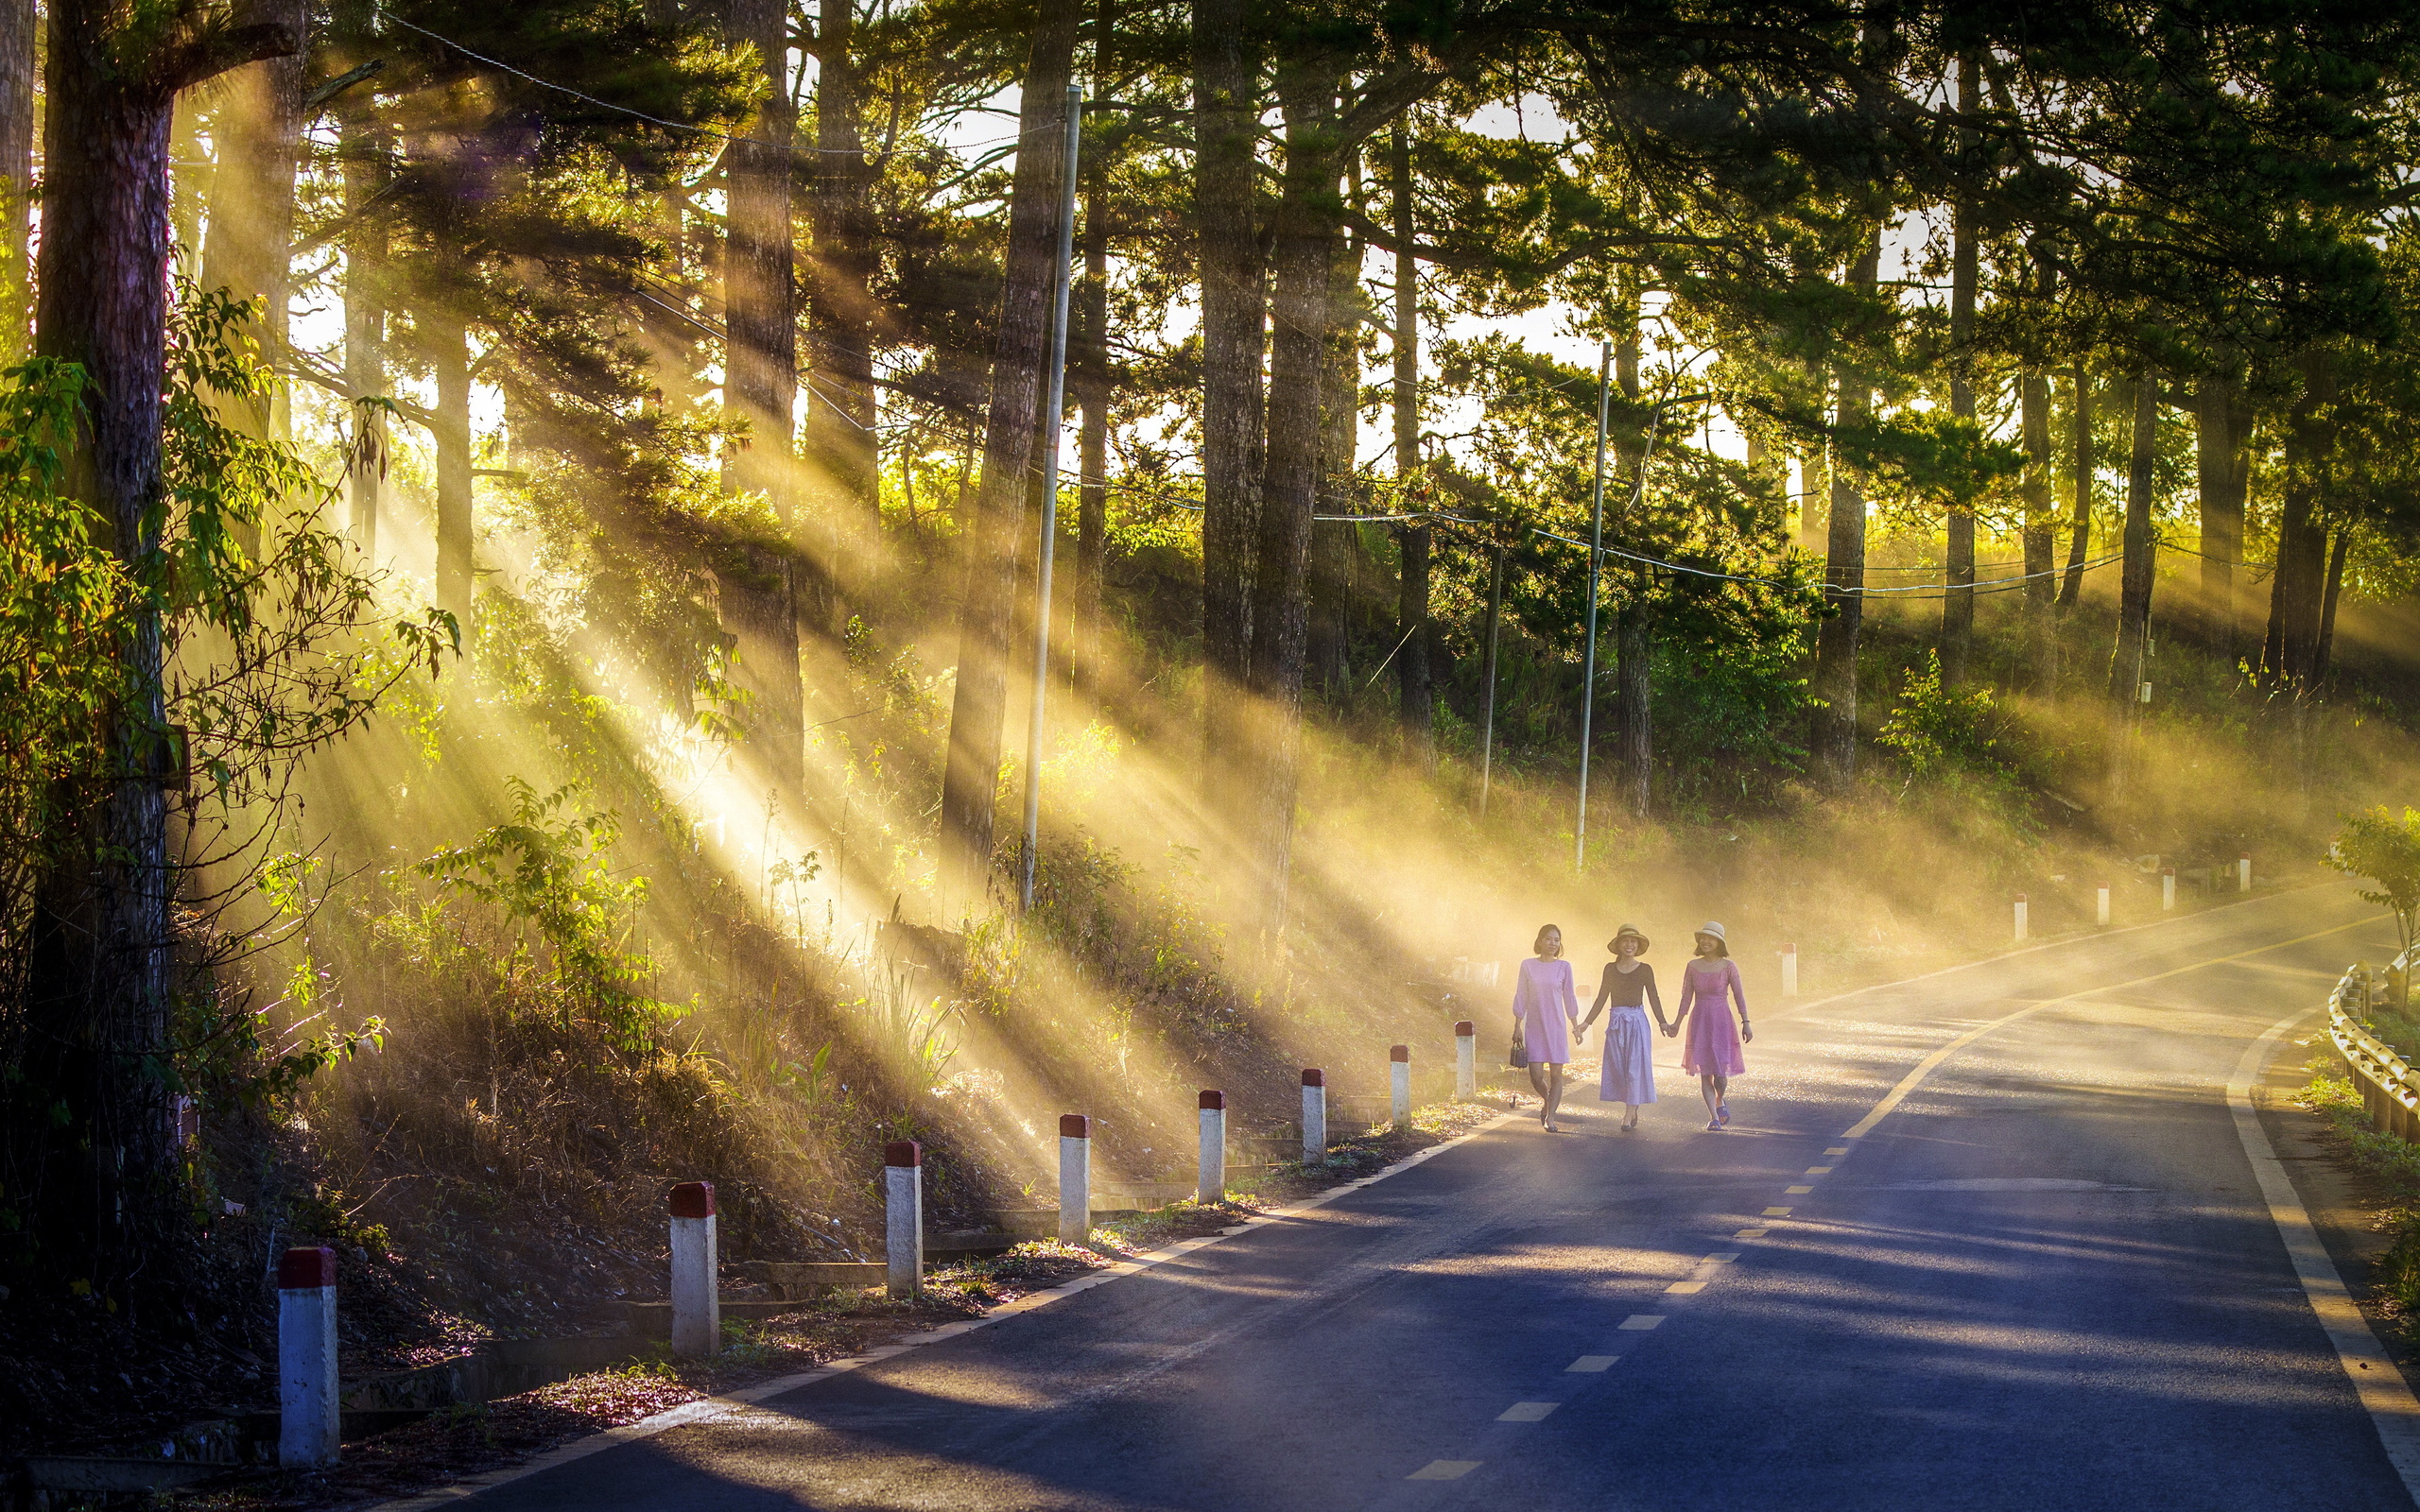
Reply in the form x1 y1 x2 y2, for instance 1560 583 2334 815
278 1246 340 1467
885 1142 923 1297
1058 1114 1091 1243
1390 1045 1412 1125
1197 1091 1226 1204
1454 1022 1476 1100
1302 1070 1326 1161
668 1181 717 1358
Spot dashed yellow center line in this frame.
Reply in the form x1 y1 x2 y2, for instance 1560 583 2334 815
1409 1461 1480 1480
1497 1401 1561 1421
1665 1280 1706 1295
1763 1206 1793 1217
1785 1184 1813 1194
1806 1165 1832 1174
1618 1314 1666 1330
1733 1227 1768 1239
1825 1146 1849 1156
1566 1355 1618 1372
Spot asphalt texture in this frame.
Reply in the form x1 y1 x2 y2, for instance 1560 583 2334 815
457 885 2411 1511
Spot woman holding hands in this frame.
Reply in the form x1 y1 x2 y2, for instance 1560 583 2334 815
1670 921 1751 1130
1512 924 1582 1132
1577 925 1663 1131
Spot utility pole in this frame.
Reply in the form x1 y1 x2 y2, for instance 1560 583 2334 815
1018 85 1084 912
1575 342 1612 872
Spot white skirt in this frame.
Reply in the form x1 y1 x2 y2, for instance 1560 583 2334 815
1599 1005 1657 1104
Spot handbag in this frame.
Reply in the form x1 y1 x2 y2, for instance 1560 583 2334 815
1508 1023 1528 1069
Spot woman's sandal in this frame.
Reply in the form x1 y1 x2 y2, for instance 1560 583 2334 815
1717 1104 1731 1127
1704 1118 1722 1131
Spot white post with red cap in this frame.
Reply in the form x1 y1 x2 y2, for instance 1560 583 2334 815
2097 883 2111 928
1780 943 1799 998
1301 1070 1326 1161
2014 894 2029 943
1058 1115 1091 1243
2163 867 2176 911
279 1246 341 1467
885 1141 922 1298
2240 853 2253 892
1197 1091 1226 1203
1454 1022 1475 1099
668 1181 718 1358
1390 1045 1411 1125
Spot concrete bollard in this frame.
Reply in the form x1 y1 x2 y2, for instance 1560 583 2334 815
1197 1091 1226 1205
2097 883 2111 928
885 1141 922 1297
1390 1045 1411 1126
1780 943 1799 998
2163 867 2176 911
1301 1069 1326 1162
2239 852 2253 893
2014 894 2029 943
1454 1022 1476 1100
278 1246 340 1468
1059 1114 1091 1243
668 1181 719 1359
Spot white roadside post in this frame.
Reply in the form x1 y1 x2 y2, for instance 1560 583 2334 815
1197 1091 1226 1204
885 1141 923 1298
2014 894 2029 943
1780 943 1799 999
2239 852 2253 892
668 1180 719 1359
278 1246 341 1468
1453 1021 1476 1100
2096 883 2111 928
1301 1069 1326 1162
2162 867 2176 911
1058 1114 1092 1243
1390 1045 1411 1126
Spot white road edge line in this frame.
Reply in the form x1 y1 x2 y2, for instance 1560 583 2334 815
2232 1005 2420 1506
1838 914 2376 1140
364 1108 1523 1510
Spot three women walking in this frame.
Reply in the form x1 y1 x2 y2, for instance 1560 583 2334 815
1514 919 1749 1133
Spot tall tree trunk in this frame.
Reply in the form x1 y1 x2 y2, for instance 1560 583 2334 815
2269 354 2334 686
0 0 31 357
939 6 1080 905
723 0 804 798
2108 375 2156 703
1073 69 1110 697
1611 306 1651 817
1389 120 1430 762
1811 231 1880 788
1307 200 1359 700
2196 375 2249 657
2019 367 2057 692
2315 523 2351 686
199 0 305 555
26 0 300 1288
1244 59 1338 931
1194 0 1262 792
341 120 388 556
807 0 879 626
2057 363 2093 608
430 311 475 619
1939 57 1979 682
1796 437 1828 556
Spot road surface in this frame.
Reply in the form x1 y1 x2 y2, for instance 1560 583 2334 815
439 885 2413 1511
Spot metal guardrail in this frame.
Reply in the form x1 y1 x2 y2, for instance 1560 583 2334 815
2328 954 2420 1142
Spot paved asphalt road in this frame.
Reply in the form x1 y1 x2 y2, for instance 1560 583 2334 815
457 885 2411 1511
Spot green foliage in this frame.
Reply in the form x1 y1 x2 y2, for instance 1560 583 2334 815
2327 806 2420 954
1879 651 2014 784
413 778 679 1052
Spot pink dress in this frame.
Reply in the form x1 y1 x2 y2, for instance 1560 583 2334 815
1512 957 1579 1066
1678 957 1747 1076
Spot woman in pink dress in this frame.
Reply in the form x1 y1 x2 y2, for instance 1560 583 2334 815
1512 924 1582 1132
1669 920 1752 1130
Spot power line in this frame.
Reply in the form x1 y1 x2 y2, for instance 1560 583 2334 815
383 15 1029 158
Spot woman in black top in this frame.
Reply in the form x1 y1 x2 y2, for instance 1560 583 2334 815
1578 925 1665 1131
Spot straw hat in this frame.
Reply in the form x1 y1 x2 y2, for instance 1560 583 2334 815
1695 920 1728 942
1611 924 1651 953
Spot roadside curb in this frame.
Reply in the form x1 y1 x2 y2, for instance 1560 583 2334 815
362 1108 1522 1510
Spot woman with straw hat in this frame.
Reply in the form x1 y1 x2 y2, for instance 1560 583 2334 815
1511 924 1582 1132
1578 924 1665 1131
1670 921 1751 1129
